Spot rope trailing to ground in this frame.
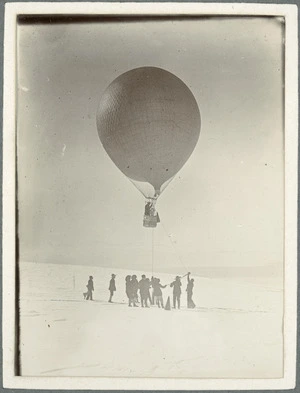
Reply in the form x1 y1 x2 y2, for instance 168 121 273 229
161 221 191 275
152 228 154 276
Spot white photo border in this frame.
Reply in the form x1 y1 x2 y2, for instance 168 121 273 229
2 2 298 390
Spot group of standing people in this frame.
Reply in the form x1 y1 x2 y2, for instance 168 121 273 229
84 272 195 309
124 272 195 309
125 274 167 308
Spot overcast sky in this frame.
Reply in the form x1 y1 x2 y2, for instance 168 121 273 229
17 17 284 275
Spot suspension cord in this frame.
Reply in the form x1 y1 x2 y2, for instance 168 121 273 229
152 228 154 276
161 221 190 274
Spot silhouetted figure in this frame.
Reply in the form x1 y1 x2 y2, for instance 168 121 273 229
139 275 150 308
125 275 132 306
86 276 94 300
108 274 116 302
151 276 156 304
152 278 167 308
125 275 138 307
186 272 195 308
170 276 182 309
146 278 152 305
144 201 152 216
131 275 139 303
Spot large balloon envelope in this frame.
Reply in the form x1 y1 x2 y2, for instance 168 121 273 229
96 66 201 205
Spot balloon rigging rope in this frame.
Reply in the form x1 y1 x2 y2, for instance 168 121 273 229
161 221 190 274
152 228 154 276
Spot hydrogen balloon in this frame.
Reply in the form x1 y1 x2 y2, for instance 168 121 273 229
96 67 201 225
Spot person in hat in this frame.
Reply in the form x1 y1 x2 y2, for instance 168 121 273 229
139 274 150 308
108 274 116 303
170 276 182 309
86 275 94 301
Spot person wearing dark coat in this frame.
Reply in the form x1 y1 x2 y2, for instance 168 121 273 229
108 274 116 303
131 275 139 303
125 275 132 306
170 276 182 309
138 275 150 308
186 272 195 308
86 276 94 300
125 275 137 307
152 278 167 308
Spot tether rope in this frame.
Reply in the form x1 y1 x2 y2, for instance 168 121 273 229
161 221 190 275
152 228 154 276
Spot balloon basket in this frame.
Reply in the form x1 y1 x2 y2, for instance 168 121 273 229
143 215 159 228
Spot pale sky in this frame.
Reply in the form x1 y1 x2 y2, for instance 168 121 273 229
17 17 284 275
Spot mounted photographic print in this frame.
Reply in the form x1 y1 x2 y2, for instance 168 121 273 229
2 2 298 390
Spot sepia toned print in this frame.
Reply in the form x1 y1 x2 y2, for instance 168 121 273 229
17 15 284 378
2 2 298 391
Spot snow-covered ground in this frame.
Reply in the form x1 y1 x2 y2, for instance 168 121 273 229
19 262 283 378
